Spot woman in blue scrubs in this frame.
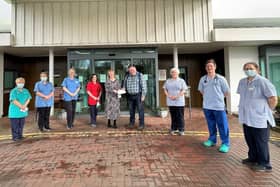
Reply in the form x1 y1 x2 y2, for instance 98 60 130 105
62 68 80 129
237 62 278 172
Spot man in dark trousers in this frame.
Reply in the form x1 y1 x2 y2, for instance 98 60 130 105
124 64 147 130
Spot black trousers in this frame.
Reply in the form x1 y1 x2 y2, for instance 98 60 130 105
243 124 271 167
37 107 51 130
169 106 185 132
64 100 77 128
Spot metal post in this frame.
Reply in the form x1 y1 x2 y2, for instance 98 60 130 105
173 46 178 68
49 48 54 116
0 52 4 118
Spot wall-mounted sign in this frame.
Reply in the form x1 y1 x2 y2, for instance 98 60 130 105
158 69 166 81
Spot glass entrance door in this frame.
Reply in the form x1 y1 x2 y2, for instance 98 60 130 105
68 48 158 114
94 59 131 111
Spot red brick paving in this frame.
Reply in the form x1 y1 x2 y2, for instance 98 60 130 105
0 108 279 187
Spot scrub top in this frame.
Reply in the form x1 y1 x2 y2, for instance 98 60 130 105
34 81 54 108
198 74 230 111
237 74 277 128
8 88 32 118
163 78 188 107
61 77 80 101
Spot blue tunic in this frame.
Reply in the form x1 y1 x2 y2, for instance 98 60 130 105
34 81 54 108
237 74 277 128
163 78 188 107
198 74 230 111
61 77 80 101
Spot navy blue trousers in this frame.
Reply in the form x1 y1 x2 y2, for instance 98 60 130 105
128 94 144 127
243 124 271 167
89 105 98 124
10 118 25 141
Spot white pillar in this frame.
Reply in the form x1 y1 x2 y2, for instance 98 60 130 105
0 52 4 118
224 46 258 114
49 48 54 116
173 46 178 68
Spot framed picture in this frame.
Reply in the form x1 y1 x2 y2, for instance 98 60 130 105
158 69 166 81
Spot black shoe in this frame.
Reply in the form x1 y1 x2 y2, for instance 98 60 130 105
137 126 144 131
252 165 272 172
128 124 134 129
113 124 117 129
39 129 45 132
45 128 51 132
108 124 113 128
242 158 257 166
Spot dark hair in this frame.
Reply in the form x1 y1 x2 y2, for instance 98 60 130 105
243 62 259 70
128 64 136 68
205 59 216 67
89 74 98 81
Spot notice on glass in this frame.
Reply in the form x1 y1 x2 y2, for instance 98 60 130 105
143 74 148 81
100 74 106 83
159 69 166 81
78 76 83 82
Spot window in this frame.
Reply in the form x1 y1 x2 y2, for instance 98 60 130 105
4 71 18 89
269 56 280 96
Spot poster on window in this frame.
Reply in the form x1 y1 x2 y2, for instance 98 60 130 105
158 69 166 81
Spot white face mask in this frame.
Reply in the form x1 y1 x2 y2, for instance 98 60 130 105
17 83 24 89
40 77 48 82
244 70 257 77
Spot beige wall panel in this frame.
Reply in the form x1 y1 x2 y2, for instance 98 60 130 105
98 0 108 43
183 0 194 41
155 0 165 42
25 3 34 45
164 0 175 42
127 0 137 43
15 3 25 45
108 0 118 43
80 2 89 43
88 1 99 43
62 2 72 44
34 3 43 45
13 0 212 46
193 0 203 41
53 2 62 44
146 0 155 42
202 0 209 41
136 0 146 42
174 0 184 42
43 3 53 44
71 2 80 44
117 0 127 43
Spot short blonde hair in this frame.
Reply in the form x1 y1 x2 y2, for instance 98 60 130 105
170 67 180 75
15 77 25 83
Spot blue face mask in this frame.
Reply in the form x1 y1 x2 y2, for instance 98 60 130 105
17 83 24 89
245 70 257 77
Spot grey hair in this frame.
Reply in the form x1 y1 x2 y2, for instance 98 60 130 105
170 67 180 75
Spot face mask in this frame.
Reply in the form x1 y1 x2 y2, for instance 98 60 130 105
245 70 257 77
41 77 48 82
17 83 24 89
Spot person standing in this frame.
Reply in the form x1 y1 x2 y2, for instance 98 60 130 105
198 59 230 153
105 70 121 128
237 62 278 172
124 64 147 130
34 72 54 132
62 68 80 129
86 74 102 127
163 68 188 136
8 77 32 141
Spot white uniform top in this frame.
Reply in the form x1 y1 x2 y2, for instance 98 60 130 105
237 74 277 128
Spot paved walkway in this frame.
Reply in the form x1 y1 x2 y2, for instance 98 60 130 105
0 109 280 187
